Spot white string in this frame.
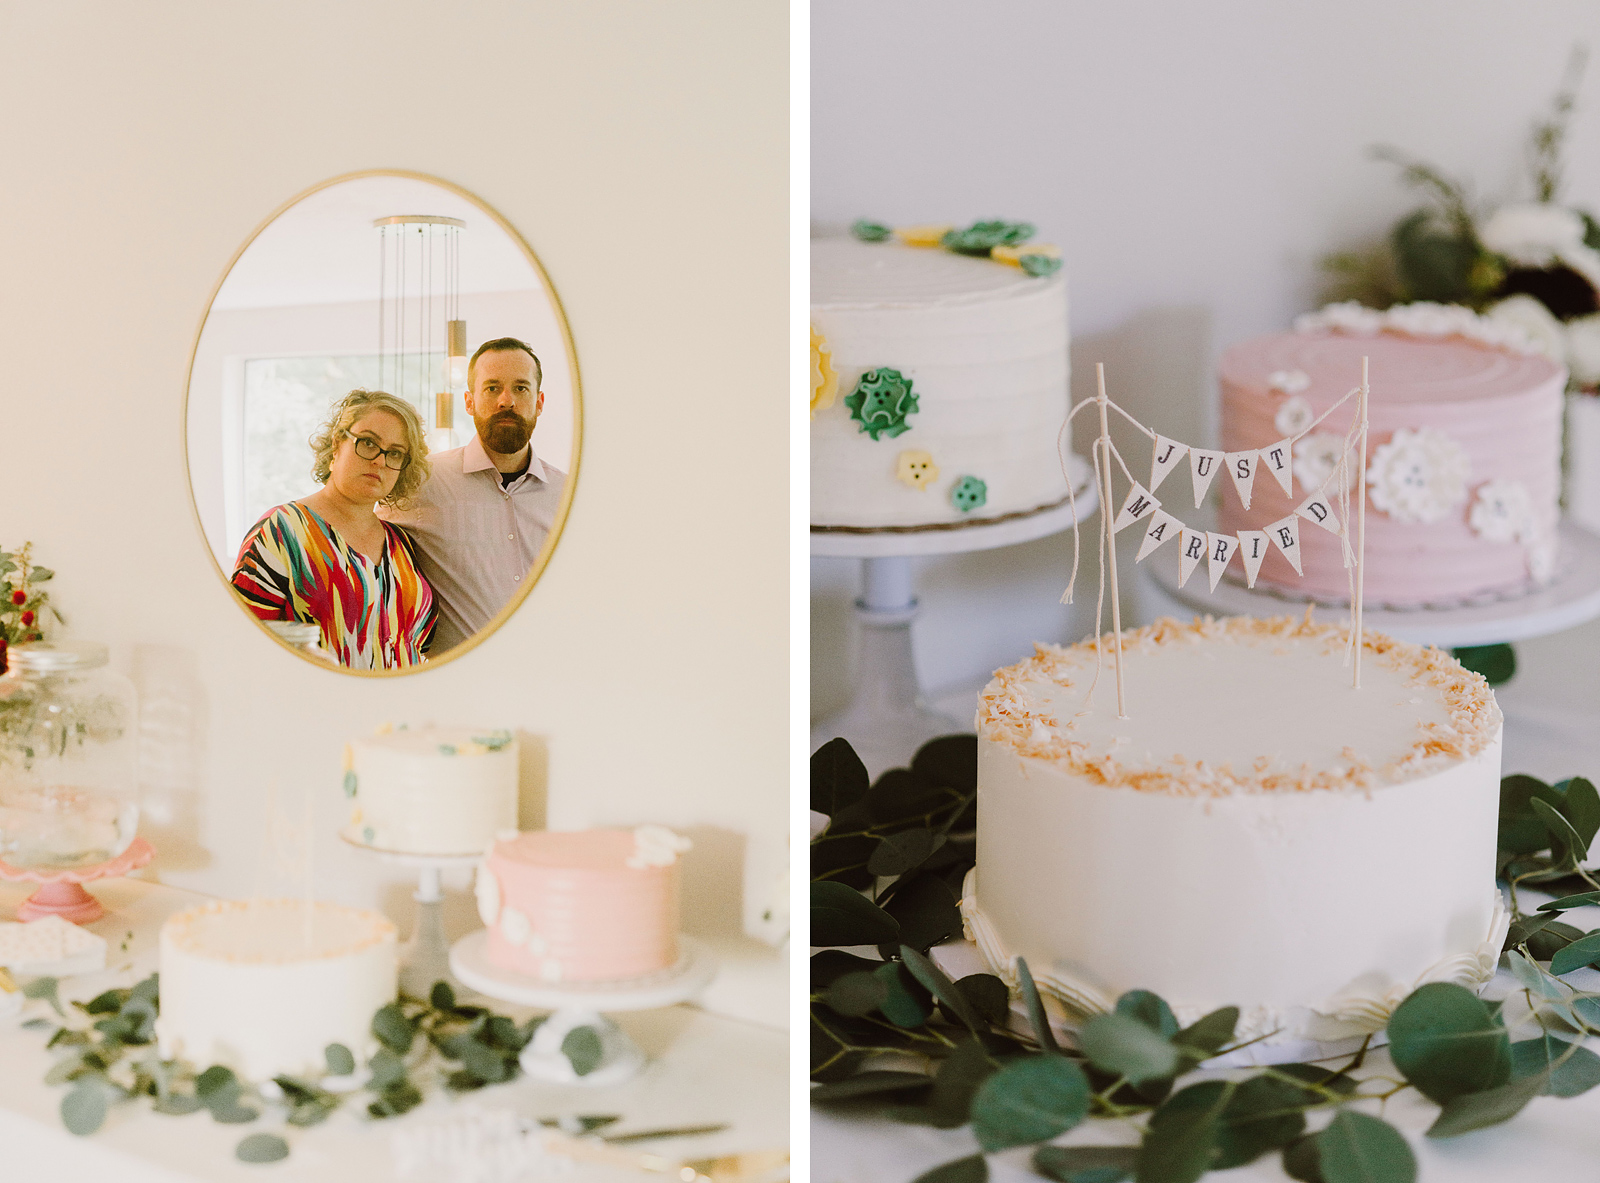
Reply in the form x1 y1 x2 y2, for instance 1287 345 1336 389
1056 417 1082 604
1107 439 1137 486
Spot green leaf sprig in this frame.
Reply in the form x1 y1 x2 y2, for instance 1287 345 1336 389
812 740 1600 1183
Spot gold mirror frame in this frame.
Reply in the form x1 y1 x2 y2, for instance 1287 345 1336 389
181 169 582 676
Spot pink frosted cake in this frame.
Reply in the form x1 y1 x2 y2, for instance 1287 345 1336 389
1218 305 1565 606
474 827 690 983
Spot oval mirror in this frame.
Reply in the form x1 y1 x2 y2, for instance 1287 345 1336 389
184 172 579 674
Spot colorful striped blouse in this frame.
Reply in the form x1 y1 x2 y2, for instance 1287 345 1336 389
231 503 436 670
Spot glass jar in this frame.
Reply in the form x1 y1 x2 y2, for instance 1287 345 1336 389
0 642 139 868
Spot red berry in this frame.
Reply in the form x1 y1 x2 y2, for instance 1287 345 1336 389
19 610 34 626
8 590 22 605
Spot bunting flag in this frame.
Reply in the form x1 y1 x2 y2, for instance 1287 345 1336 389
1296 493 1340 535
1176 526 1206 588
1112 482 1160 534
1236 529 1270 588
1205 532 1238 592
1260 440 1294 495
1150 435 1188 492
1267 514 1303 575
1136 510 1180 561
1223 451 1257 511
1188 449 1224 508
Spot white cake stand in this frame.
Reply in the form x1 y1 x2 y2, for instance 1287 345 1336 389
449 930 717 1086
1139 518 1600 648
339 830 481 998
811 456 1099 777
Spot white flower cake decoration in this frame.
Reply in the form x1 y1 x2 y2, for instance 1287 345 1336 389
1274 395 1315 437
1292 433 1347 496
1365 427 1470 524
1468 479 1535 544
1268 369 1310 395
626 825 692 870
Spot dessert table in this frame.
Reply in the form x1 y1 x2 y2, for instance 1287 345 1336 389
0 878 787 1183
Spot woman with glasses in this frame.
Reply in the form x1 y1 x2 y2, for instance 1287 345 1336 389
231 389 437 669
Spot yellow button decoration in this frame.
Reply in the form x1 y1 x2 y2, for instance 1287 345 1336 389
896 450 940 490
810 326 839 418
894 224 955 249
993 242 1060 266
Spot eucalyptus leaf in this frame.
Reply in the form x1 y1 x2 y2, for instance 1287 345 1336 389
822 971 888 1018
1451 643 1515 686
1173 1007 1240 1062
1212 1075 1308 1168
811 881 901 947
969 1053 1091 1152
196 1064 239 1099
812 737 870 817
810 1070 933 1103
869 829 937 878
1506 950 1565 1000
1510 1033 1600 1097
1116 990 1179 1038
911 734 977 794
84 988 126 1015
1317 1111 1415 1183
925 1035 996 1128
1528 919 1585 962
1385 982 1511 1104
236 1133 290 1163
900 945 981 1032
458 1036 512 1083
152 1093 204 1115
1537 891 1600 912
911 1155 988 1183
1504 912 1556 950
955 975 1010 1027
324 1043 355 1076
1016 958 1060 1053
1532 797 1585 868
883 873 963 954
875 960 933 1028
1137 1079 1232 1183
562 1025 604 1076
430 980 456 1010
1282 1135 1325 1183
372 1003 415 1054
368 1048 407 1090
60 1078 110 1135
1551 931 1600 975
811 949 881 991
23 976 63 1017
1500 774 1564 855
1561 777 1600 852
1078 1012 1180 1085
209 1102 261 1124
1033 1144 1138 1183
1426 1070 1546 1138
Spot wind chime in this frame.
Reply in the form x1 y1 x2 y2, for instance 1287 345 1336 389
374 214 469 452
1060 359 1373 717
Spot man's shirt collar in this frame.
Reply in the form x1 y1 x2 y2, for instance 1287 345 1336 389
461 432 549 484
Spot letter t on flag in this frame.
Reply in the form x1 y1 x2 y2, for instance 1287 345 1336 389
1112 482 1160 534
1261 440 1294 496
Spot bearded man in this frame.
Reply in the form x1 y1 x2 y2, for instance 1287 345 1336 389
382 337 567 654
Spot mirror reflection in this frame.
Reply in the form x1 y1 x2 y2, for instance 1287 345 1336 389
186 174 578 672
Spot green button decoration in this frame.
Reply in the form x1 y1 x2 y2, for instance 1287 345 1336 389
342 770 358 798
362 826 376 844
951 475 988 513
942 220 1034 255
851 218 892 242
1020 252 1063 277
845 368 920 440
439 744 457 756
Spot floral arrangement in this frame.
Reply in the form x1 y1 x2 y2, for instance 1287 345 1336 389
1324 48 1600 390
812 735 1600 1183
0 542 58 673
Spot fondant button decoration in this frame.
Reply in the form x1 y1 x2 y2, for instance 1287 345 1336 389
1365 427 1470 524
992 242 1064 277
810 326 839 418
849 218 892 242
896 450 940 490
845 368 920 440
950 475 988 513
895 224 953 248
942 220 1035 255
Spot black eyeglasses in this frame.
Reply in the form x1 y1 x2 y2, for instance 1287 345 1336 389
346 432 410 470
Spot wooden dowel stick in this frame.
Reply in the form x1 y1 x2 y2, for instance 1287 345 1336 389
1354 356 1369 690
1096 363 1127 718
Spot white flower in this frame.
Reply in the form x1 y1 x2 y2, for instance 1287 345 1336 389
1385 301 1479 339
1295 300 1542 356
626 825 692 869
1366 427 1471 524
1479 203 1587 266
1293 433 1347 495
1468 479 1533 543
1294 301 1384 335
1274 395 1315 437
1486 295 1566 365
474 861 500 926
1268 369 1310 394
1528 533 1559 584
1567 314 1600 386
500 906 530 946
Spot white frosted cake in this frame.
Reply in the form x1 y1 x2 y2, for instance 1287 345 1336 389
476 826 690 983
344 724 518 855
966 615 1505 1049
810 233 1070 528
156 899 398 1080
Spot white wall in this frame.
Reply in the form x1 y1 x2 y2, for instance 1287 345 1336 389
0 1 787 945
812 0 1600 721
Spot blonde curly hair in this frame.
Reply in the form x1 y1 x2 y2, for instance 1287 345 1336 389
309 390 431 508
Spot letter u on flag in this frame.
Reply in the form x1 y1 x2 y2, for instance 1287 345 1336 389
1112 482 1160 533
1188 449 1224 509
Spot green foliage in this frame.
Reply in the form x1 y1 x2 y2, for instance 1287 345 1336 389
1451 643 1515 686
970 1055 1091 1151
811 880 902 946
850 219 893 244
561 1025 604 1077
912 1156 989 1183
236 1133 291 1163
1137 1080 1232 1183
1386 983 1511 1104
1033 1145 1138 1183
1316 1111 1416 1183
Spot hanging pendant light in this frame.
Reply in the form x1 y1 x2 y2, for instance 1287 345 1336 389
373 214 466 453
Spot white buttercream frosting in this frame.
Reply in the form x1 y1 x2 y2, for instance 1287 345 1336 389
1294 300 1541 355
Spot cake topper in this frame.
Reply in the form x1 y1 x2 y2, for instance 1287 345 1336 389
1058 358 1373 716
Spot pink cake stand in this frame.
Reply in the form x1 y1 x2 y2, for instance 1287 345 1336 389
0 837 154 923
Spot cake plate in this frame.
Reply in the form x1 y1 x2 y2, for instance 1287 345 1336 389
449 930 717 1086
0 836 153 923
1139 518 1600 648
339 830 480 997
811 455 1098 777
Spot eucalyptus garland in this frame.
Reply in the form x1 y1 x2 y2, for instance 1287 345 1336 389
21 975 606 1164
811 735 1600 1183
